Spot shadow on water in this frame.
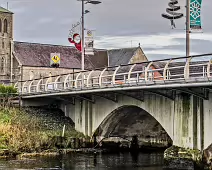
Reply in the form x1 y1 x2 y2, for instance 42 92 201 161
0 151 194 170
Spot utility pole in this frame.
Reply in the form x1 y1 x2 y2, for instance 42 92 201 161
186 0 190 57
81 0 85 71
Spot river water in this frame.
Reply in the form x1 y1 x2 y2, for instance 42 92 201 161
0 152 189 170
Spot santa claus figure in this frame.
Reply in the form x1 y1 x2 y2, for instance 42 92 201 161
68 33 82 52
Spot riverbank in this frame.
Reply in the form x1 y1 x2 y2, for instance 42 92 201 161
0 106 85 158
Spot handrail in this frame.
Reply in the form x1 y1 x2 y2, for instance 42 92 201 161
15 54 212 95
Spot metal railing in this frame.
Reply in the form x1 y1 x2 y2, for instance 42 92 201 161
14 53 212 95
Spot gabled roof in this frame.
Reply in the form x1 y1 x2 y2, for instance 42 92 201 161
13 41 108 70
108 47 139 67
0 6 13 14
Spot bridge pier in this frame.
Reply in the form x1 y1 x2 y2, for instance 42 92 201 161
173 94 204 150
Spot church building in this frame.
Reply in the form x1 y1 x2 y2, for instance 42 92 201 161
0 6 148 84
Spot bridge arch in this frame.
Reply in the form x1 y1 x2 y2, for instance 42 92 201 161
86 94 175 141
94 105 173 146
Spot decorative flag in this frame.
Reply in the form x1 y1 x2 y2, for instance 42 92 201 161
190 0 202 32
68 22 82 52
85 30 94 55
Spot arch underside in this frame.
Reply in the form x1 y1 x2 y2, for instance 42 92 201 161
95 105 173 144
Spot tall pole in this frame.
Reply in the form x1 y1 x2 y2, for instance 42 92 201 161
81 0 85 71
186 0 190 57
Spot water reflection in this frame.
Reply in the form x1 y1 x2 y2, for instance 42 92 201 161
0 152 177 170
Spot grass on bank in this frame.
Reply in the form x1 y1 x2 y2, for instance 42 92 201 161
0 84 84 154
0 107 84 154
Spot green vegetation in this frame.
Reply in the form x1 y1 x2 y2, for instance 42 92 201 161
0 84 84 156
0 84 18 107
0 107 84 155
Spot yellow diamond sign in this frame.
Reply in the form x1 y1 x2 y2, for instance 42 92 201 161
51 55 60 63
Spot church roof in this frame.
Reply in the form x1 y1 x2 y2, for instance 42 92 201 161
108 47 141 67
13 41 108 70
0 6 13 14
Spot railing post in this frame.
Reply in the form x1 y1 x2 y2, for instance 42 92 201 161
99 68 107 87
22 81 28 94
86 70 94 87
54 76 61 90
207 59 212 78
28 80 34 93
184 57 192 80
163 59 173 80
36 79 43 92
127 64 136 83
45 78 50 91
64 74 71 90
75 72 82 88
145 62 153 81
112 66 121 85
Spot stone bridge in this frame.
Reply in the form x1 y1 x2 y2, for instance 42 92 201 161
15 54 212 151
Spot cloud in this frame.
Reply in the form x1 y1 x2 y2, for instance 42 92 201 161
2 0 212 60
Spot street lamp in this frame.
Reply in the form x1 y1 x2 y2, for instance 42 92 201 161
79 0 102 71
186 0 190 58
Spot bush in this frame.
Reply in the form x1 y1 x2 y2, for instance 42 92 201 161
0 84 18 107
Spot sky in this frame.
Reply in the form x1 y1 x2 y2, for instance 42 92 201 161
0 0 212 60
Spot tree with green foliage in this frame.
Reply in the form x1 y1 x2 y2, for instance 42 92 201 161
0 84 18 107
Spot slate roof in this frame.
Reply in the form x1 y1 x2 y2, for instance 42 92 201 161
108 47 140 67
0 6 13 14
13 41 108 70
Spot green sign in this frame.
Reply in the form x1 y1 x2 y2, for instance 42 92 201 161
190 0 202 32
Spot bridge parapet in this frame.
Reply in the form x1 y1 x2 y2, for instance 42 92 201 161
14 53 212 96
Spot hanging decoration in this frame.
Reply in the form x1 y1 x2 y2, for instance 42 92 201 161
190 0 202 32
68 22 82 52
162 0 184 29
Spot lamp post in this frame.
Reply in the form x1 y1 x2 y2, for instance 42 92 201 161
186 0 190 58
79 0 101 71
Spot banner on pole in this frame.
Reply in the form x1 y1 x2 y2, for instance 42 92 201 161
68 21 82 52
190 0 202 32
85 30 94 55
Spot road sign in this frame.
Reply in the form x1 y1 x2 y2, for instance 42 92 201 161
50 53 60 66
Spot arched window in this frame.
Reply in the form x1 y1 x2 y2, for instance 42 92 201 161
3 19 8 33
0 19 2 32
29 71 34 80
2 41 4 49
0 57 5 73
49 72 52 82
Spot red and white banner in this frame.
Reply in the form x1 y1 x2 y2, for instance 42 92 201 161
68 22 82 52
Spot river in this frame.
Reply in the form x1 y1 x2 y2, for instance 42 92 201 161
0 151 194 170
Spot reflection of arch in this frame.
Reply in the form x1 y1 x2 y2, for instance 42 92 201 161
94 105 173 145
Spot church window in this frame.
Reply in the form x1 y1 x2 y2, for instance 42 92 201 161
3 19 8 33
29 71 34 80
0 19 2 32
2 41 4 49
0 57 5 73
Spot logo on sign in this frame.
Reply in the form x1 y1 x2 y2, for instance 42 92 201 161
51 55 60 63
50 53 60 67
